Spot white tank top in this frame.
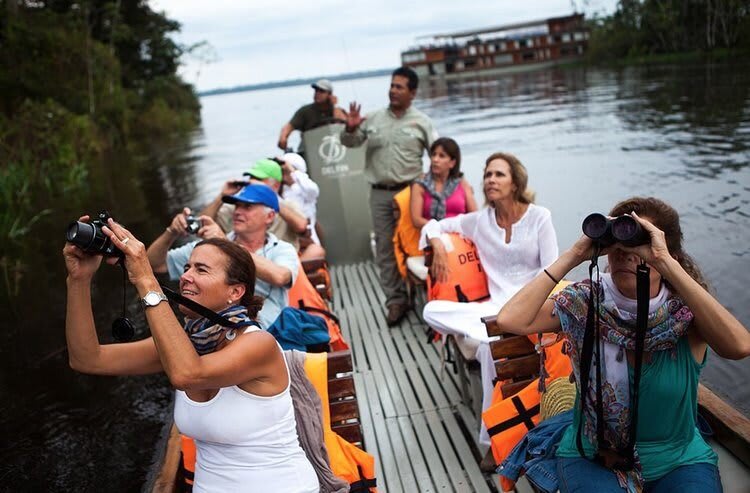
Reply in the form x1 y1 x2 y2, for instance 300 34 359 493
173 328 318 492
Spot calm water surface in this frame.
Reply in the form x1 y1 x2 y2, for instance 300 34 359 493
1 61 748 491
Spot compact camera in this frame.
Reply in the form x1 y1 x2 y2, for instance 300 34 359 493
582 213 649 247
185 215 202 235
66 211 122 256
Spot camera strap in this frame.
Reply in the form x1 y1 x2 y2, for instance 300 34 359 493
577 252 650 472
577 246 606 458
625 263 649 464
160 285 253 329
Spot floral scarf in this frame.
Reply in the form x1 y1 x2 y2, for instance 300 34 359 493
553 274 694 491
415 172 461 221
183 304 258 355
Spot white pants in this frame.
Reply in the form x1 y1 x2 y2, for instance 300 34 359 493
422 300 501 446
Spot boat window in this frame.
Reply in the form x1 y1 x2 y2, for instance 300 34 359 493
494 54 513 65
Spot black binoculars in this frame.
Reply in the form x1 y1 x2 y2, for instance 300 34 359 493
582 213 649 247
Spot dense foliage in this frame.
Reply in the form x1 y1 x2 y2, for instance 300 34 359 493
0 0 200 297
587 0 750 61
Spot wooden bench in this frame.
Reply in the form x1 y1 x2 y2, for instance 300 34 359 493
483 315 540 400
302 257 332 301
150 350 363 492
327 350 364 446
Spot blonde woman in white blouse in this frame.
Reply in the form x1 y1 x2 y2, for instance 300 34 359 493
420 151 559 445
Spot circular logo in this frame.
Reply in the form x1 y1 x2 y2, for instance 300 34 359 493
319 135 347 164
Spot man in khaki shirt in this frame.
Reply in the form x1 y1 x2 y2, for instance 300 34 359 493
341 66 437 326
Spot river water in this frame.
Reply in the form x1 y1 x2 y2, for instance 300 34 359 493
1 61 748 491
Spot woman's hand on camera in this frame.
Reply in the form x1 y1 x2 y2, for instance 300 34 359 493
197 216 226 240
102 219 155 287
63 216 103 280
618 212 672 269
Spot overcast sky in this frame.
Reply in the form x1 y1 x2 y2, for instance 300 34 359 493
152 0 619 92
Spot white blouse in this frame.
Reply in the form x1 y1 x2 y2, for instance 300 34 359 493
420 204 559 306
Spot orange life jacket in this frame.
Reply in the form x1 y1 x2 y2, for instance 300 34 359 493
426 233 489 303
482 335 572 492
392 186 422 280
288 262 349 351
179 435 196 491
304 352 377 492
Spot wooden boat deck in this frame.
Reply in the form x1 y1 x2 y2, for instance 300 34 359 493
332 262 503 493
332 261 750 493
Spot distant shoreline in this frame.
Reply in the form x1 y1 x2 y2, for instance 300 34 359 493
198 68 393 97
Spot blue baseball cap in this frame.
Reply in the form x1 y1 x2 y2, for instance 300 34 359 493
221 183 279 212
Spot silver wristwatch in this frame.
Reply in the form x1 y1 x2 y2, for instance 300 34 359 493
141 290 168 308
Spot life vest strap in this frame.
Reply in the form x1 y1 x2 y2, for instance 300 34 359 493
349 466 377 492
487 395 539 437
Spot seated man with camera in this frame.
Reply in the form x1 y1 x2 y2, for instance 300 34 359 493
147 183 298 329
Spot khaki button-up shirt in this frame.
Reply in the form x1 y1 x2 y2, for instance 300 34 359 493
340 106 437 185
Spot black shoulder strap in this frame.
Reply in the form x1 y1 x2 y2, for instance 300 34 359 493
160 285 259 330
297 299 340 325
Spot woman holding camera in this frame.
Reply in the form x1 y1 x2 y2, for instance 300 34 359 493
420 151 558 442
63 219 318 493
496 197 750 492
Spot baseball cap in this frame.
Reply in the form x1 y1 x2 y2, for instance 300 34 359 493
221 183 279 212
243 158 282 182
282 152 307 173
311 79 333 93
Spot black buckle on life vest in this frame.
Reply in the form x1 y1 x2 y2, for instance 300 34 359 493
349 478 377 492
349 466 377 492
486 395 539 437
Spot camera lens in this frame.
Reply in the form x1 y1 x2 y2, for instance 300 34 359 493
66 221 96 249
582 213 609 240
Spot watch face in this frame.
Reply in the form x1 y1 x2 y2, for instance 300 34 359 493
144 292 162 306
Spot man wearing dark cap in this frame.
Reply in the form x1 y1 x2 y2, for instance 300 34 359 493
277 79 347 156
146 184 299 328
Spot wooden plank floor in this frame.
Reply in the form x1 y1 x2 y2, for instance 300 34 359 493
332 261 499 493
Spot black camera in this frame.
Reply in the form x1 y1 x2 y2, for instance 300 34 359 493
66 211 122 256
582 213 649 247
185 215 202 235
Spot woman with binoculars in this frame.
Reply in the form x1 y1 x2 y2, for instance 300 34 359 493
63 217 318 492
496 197 750 493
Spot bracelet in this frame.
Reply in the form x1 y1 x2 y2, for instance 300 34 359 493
165 226 176 235
543 269 560 284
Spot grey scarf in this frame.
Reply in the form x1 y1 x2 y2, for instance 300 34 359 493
285 350 349 493
415 173 461 220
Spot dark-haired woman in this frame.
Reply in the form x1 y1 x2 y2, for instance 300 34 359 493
64 222 318 493
420 152 559 444
496 197 750 492
409 137 478 229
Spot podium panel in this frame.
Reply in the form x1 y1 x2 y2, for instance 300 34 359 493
303 123 373 263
